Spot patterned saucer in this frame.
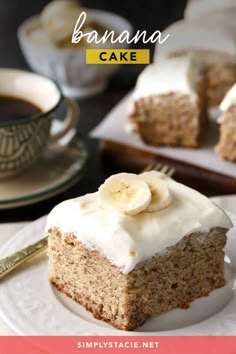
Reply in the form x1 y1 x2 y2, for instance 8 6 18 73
0 133 88 209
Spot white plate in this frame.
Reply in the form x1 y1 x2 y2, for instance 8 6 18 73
0 213 236 336
0 135 88 209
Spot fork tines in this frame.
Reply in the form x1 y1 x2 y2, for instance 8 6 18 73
142 162 175 177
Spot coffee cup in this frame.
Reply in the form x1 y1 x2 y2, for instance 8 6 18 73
0 68 79 178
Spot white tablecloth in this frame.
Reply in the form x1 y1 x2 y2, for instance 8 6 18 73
1 195 236 335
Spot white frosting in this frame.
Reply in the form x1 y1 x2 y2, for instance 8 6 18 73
133 55 203 101
185 0 236 20
46 173 232 274
154 20 236 61
220 83 236 113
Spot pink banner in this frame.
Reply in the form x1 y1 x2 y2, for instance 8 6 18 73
0 336 235 354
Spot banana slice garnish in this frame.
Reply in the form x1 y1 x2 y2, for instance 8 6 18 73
140 171 172 212
99 173 151 216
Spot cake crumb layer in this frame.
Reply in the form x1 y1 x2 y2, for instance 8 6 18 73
48 226 227 331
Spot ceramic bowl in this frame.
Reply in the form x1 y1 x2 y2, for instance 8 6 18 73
18 10 133 98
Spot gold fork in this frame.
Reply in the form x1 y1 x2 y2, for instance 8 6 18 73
142 162 175 177
0 162 175 280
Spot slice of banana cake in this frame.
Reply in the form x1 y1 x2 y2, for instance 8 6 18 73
46 171 232 331
129 55 207 148
154 21 236 108
216 83 236 161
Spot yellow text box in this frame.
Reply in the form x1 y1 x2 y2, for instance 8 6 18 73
86 49 150 64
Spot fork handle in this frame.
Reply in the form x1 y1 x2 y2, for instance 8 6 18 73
0 236 48 281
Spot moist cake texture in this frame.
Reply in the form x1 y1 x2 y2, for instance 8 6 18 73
46 171 232 331
49 226 227 330
216 84 236 161
129 56 207 148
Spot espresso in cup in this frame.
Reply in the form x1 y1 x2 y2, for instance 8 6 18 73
0 69 78 178
0 96 42 122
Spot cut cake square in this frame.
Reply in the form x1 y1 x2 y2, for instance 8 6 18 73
46 171 232 331
216 83 236 161
129 56 207 148
154 21 236 108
